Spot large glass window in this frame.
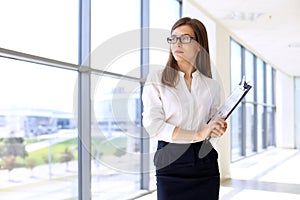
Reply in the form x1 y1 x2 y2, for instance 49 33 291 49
230 39 276 161
149 0 181 73
256 58 265 150
244 50 255 155
90 1 141 198
91 0 141 77
0 0 78 64
91 75 141 199
0 58 78 199
266 64 275 146
0 0 182 199
230 40 243 161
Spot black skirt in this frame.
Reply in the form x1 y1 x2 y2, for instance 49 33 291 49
154 141 220 200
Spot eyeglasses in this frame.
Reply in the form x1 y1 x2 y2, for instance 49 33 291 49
167 35 196 44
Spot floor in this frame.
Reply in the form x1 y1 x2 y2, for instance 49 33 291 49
133 148 300 200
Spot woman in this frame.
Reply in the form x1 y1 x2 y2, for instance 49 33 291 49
142 17 227 199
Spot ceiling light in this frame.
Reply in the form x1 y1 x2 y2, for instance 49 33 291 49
288 43 300 48
226 11 265 21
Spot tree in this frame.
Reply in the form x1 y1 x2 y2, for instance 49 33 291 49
2 156 16 181
0 137 28 181
0 137 28 158
60 147 74 171
25 157 38 178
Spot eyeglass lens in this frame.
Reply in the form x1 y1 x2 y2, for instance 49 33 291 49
167 35 192 44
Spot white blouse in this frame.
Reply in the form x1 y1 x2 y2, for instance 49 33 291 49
142 69 221 144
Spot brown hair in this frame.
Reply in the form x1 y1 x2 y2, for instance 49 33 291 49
161 17 212 87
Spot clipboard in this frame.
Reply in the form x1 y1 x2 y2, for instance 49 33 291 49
207 76 252 123
199 76 252 158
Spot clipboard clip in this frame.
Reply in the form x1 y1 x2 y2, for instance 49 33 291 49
239 76 251 91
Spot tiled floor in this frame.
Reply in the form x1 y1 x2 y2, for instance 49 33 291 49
134 148 300 200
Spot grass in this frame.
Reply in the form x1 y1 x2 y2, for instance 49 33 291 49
26 138 78 165
24 138 48 144
91 136 127 156
1 136 127 168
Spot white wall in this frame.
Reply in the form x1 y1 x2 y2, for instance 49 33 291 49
276 71 295 148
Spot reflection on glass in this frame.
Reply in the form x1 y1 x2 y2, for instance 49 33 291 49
0 58 78 199
91 75 142 199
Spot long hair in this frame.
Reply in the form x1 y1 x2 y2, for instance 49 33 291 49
162 17 212 87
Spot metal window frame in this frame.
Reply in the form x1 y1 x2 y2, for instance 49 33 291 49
253 56 258 152
78 0 91 199
241 46 247 157
262 61 267 149
140 0 150 190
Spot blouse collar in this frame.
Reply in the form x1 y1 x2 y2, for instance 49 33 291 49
178 70 201 78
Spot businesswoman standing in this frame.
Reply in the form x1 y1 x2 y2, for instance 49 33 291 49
142 17 227 200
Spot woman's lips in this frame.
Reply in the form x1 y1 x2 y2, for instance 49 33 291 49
174 50 183 54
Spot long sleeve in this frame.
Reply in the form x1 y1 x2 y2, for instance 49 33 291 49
142 71 176 142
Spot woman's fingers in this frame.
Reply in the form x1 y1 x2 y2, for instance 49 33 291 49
209 117 227 138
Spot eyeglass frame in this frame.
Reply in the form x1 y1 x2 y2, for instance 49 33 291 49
167 35 196 44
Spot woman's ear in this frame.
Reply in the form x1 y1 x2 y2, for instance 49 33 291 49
195 43 201 52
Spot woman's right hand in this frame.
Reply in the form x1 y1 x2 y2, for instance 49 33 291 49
193 117 227 141
207 116 227 138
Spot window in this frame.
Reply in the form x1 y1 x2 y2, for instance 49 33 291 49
0 0 181 199
90 1 142 198
256 58 265 150
149 0 181 73
91 0 141 77
244 50 255 155
0 57 78 199
230 40 243 160
0 0 78 64
230 39 276 161
90 0 181 198
266 64 275 146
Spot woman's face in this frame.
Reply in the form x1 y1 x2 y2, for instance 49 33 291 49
170 25 199 64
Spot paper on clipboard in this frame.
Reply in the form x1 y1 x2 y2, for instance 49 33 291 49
199 77 252 158
208 76 252 123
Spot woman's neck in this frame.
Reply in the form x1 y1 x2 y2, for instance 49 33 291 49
178 61 196 78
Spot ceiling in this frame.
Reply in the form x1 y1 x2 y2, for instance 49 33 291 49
193 0 300 76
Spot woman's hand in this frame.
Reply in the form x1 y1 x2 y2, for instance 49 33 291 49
207 116 227 138
193 117 227 141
